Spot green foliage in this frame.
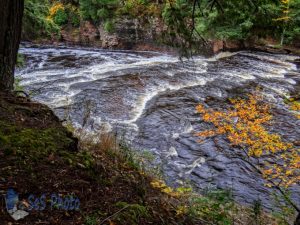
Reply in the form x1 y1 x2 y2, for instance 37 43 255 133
77 150 94 168
252 199 263 225
118 141 159 175
49 2 81 27
280 0 300 43
24 0 300 45
79 0 120 22
193 0 300 42
0 121 74 162
114 201 149 224
84 214 98 225
161 1 200 56
160 0 300 44
118 141 141 170
14 77 24 92
117 0 160 19
23 0 81 39
162 1 193 44
16 54 25 68
23 0 60 39
69 8 81 27
187 189 235 225
272 190 296 225
104 20 115 33
53 8 69 26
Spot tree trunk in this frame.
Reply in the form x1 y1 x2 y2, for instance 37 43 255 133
0 0 24 91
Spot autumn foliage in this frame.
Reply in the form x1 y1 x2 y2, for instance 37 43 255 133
275 0 292 22
290 100 300 119
196 94 300 189
48 2 64 19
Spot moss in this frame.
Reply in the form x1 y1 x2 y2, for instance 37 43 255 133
0 121 74 161
16 53 25 67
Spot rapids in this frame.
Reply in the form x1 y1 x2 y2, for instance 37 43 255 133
17 43 300 210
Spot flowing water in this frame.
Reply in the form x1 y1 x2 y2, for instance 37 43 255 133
17 44 300 210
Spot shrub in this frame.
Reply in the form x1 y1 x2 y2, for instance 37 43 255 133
23 0 60 39
53 8 68 25
104 20 115 33
49 2 81 26
79 0 120 22
188 189 235 225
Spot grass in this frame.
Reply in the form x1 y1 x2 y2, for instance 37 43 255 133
17 53 25 68
84 214 98 225
113 202 149 224
14 77 24 92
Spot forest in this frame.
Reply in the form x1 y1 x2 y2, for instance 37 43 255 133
23 0 300 46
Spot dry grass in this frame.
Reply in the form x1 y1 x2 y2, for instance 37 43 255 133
75 129 117 152
97 132 118 152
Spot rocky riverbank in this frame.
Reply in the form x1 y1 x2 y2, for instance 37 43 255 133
23 17 300 57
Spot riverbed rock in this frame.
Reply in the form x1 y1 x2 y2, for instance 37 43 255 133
212 40 224 53
224 40 243 51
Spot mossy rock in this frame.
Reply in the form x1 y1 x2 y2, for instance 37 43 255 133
0 91 78 162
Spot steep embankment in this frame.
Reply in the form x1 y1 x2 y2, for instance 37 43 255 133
26 17 300 56
26 17 180 54
0 91 200 224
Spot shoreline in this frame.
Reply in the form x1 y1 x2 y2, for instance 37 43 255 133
21 39 300 57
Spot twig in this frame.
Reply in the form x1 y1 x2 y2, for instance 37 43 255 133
190 0 207 44
238 149 300 213
99 205 130 225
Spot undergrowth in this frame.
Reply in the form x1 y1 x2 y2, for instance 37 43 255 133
73 127 282 225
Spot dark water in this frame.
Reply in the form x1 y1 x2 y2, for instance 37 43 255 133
17 44 300 210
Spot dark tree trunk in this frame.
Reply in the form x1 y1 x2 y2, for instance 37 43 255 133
0 0 24 91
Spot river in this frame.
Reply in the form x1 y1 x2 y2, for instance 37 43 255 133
17 44 300 210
